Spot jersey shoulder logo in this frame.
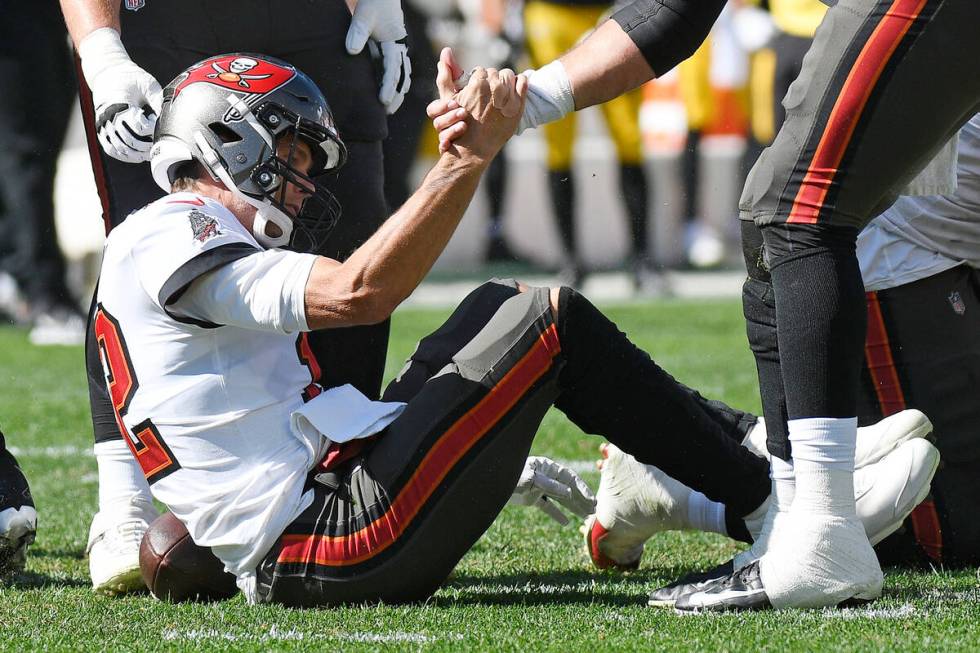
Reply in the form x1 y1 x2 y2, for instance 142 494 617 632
188 209 221 243
172 55 296 101
948 291 966 316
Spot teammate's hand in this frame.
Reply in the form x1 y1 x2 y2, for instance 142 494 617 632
373 39 412 114
346 0 412 113
443 66 525 162
346 0 408 53
426 48 468 152
78 28 162 164
509 456 596 525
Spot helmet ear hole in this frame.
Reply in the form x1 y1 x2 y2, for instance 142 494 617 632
209 122 243 144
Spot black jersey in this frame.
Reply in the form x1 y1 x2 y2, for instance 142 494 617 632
118 0 387 142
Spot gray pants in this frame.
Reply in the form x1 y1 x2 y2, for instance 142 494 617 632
740 0 980 231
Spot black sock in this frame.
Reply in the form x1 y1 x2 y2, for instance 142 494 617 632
485 154 506 221
548 169 576 259
764 224 865 419
554 287 770 517
619 164 649 258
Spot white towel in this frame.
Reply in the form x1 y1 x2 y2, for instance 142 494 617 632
290 384 406 445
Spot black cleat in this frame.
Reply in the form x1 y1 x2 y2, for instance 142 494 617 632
648 559 734 607
674 561 772 613
0 448 37 577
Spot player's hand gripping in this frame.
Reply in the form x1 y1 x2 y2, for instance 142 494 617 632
78 28 162 164
509 456 596 525
427 48 470 153
432 51 526 163
346 0 412 114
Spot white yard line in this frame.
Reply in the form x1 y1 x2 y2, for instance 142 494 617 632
161 626 462 644
825 604 918 620
8 446 601 478
9 445 92 458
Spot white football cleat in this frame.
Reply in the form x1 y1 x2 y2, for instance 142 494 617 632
858 438 940 545
87 497 159 595
743 409 932 469
758 511 884 609
652 438 940 607
584 443 691 570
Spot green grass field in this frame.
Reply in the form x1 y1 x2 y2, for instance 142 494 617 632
1 298 978 652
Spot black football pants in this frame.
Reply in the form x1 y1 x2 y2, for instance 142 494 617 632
858 266 980 568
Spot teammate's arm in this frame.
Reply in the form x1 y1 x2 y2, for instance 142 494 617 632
59 0 120 43
60 0 162 163
303 70 527 330
430 0 726 145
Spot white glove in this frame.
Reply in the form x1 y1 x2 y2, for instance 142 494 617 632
345 0 408 53
346 0 412 114
378 40 412 114
78 28 162 163
509 456 596 525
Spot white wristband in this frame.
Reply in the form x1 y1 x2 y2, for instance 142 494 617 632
78 27 131 87
517 60 575 134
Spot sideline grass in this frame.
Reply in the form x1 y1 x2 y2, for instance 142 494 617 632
0 299 977 652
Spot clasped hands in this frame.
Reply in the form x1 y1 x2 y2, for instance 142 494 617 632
426 48 526 161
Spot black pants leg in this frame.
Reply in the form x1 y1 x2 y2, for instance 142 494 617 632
0 5 76 310
858 267 980 567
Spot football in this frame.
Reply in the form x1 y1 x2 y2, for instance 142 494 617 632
139 511 238 602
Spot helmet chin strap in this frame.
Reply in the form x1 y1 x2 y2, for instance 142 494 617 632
251 206 293 249
193 131 293 249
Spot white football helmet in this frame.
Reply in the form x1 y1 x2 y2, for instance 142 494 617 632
150 53 347 252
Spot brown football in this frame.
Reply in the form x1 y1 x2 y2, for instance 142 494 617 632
139 511 238 602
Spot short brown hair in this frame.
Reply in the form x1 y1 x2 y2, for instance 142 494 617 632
169 160 207 193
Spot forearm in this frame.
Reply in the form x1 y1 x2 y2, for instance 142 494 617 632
561 20 655 111
60 0 120 47
523 0 724 118
304 153 488 328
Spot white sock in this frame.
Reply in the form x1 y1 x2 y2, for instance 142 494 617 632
733 455 794 568
685 490 727 536
94 439 153 513
758 417 882 608
788 417 857 517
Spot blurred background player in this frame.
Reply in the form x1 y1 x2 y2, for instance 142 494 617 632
0 2 84 345
523 0 651 288
60 0 411 596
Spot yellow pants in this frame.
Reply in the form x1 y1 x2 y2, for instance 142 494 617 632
524 1 643 169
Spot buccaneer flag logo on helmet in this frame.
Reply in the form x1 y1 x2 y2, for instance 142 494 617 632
170 55 297 122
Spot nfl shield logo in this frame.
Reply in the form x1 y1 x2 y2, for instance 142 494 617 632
948 291 966 316
124 0 145 11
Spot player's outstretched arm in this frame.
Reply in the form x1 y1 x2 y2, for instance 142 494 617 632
430 0 727 148
60 0 162 164
302 69 527 330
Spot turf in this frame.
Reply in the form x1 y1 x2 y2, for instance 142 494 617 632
1 299 977 652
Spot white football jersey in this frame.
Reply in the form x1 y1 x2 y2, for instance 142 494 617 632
96 192 324 578
858 114 980 291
